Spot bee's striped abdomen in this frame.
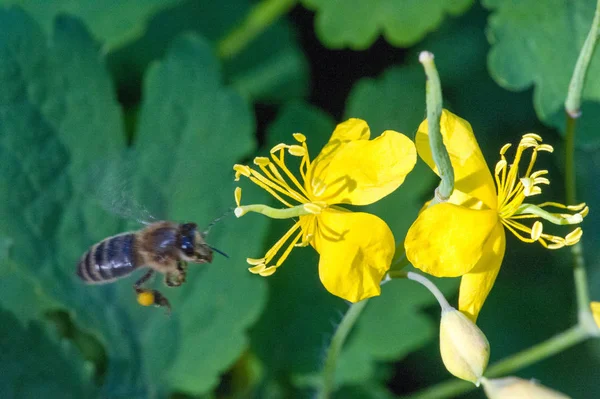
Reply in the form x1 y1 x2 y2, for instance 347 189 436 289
77 233 138 284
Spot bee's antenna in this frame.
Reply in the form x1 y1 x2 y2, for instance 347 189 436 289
203 208 234 236
209 246 229 259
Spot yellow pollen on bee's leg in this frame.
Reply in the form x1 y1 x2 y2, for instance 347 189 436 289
137 291 155 306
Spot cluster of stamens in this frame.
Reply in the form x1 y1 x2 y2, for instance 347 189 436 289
233 134 322 276
494 134 588 249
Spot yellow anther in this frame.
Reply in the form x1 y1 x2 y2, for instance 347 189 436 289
579 206 589 218
565 228 583 245
523 133 543 141
494 160 507 176
547 241 565 249
566 203 587 212
519 137 539 148
530 170 548 178
530 221 543 241
234 187 242 207
499 143 511 155
270 143 288 153
259 267 277 276
254 157 270 166
537 144 553 152
246 257 265 265
288 145 306 156
248 264 267 274
533 177 550 185
233 164 251 180
293 133 306 143
137 291 155 307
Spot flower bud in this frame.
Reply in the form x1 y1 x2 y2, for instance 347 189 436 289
439 307 490 385
481 377 570 399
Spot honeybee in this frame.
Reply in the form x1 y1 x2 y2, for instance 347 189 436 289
76 221 215 313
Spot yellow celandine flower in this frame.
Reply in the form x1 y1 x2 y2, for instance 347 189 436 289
405 110 588 321
233 119 416 302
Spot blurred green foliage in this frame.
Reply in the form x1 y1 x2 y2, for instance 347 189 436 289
0 1 599 399
484 0 600 148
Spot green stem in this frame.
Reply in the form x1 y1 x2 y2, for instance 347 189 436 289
235 203 312 219
514 203 584 225
402 325 588 399
565 97 592 325
217 0 297 60
419 51 454 201
564 0 600 117
317 299 370 399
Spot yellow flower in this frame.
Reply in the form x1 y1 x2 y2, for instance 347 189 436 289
405 110 588 321
233 119 416 302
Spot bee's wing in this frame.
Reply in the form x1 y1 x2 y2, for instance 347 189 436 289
86 151 161 226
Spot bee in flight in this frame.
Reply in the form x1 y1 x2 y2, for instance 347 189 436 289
77 221 216 314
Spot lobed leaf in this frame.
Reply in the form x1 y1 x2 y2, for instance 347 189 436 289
108 0 309 104
301 0 473 50
0 307 97 399
484 0 600 148
0 0 184 51
0 8 268 398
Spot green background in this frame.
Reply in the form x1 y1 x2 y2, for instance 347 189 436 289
0 1 598 398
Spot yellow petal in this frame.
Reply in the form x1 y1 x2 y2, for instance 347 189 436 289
405 203 499 277
329 118 370 142
306 129 417 205
458 222 506 321
313 208 394 302
416 110 497 210
592 302 600 329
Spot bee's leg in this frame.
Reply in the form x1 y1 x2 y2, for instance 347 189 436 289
165 261 188 287
134 270 171 315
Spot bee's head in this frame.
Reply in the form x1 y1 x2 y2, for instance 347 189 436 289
178 222 213 263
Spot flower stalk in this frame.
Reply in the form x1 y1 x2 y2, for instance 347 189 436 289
419 51 454 202
217 0 297 60
317 299 370 399
563 0 600 326
564 0 600 117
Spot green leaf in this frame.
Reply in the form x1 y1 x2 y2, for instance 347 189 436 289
0 0 183 51
301 0 473 50
484 0 600 148
0 9 267 398
108 0 309 104
130 33 269 395
0 307 97 399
